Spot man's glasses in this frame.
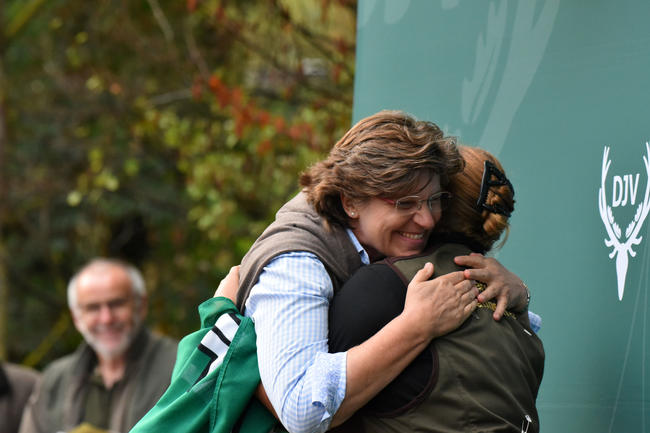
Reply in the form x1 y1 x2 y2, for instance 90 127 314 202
381 191 452 213
77 296 133 317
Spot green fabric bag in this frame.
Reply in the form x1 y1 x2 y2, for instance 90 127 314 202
130 297 278 433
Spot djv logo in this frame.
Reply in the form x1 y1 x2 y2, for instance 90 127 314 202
598 142 650 300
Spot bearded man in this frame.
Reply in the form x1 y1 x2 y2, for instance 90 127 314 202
19 259 177 433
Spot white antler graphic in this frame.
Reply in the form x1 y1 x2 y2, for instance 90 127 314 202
598 142 650 300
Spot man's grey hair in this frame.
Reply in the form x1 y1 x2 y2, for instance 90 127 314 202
67 258 146 311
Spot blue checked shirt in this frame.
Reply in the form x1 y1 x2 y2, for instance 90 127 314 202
244 230 367 433
245 230 541 433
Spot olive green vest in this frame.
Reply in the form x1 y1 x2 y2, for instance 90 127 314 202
345 243 545 433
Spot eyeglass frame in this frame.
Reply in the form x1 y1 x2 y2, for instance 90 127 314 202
76 295 138 317
380 191 452 213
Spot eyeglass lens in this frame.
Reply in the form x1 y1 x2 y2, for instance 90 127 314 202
395 192 449 211
79 297 132 315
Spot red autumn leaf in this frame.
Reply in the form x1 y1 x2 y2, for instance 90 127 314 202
257 139 272 156
335 36 349 55
208 75 222 92
208 75 231 107
230 87 243 110
288 124 301 140
273 116 286 134
215 5 226 22
257 110 271 127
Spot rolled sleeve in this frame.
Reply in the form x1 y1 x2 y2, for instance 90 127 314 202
309 351 347 426
245 252 348 433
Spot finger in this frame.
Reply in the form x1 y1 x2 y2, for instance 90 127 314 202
460 285 479 304
492 295 507 321
464 299 479 315
463 268 491 283
411 262 434 283
470 283 480 299
455 278 476 294
476 283 499 303
439 270 467 285
456 295 478 323
454 254 486 268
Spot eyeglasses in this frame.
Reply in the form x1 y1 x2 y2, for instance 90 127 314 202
381 191 452 213
77 296 133 317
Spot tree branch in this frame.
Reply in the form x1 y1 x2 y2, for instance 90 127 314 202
146 0 175 42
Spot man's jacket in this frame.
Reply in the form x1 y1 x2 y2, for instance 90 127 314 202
19 328 177 433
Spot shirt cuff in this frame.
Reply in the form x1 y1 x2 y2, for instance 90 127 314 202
310 351 347 431
528 311 542 333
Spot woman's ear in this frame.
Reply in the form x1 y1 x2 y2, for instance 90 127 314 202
340 194 359 219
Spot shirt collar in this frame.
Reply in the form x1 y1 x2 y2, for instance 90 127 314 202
345 228 370 265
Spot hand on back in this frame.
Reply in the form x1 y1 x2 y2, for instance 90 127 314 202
454 253 529 320
402 262 478 341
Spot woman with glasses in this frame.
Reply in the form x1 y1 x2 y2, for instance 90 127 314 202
328 146 544 433
234 111 533 433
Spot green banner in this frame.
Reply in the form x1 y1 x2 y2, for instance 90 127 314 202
353 1 650 431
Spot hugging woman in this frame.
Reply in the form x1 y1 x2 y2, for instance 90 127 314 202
236 111 532 433
329 145 545 433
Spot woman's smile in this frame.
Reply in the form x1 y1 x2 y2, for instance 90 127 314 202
400 231 426 240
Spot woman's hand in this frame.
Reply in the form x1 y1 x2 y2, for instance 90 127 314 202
333 262 478 426
402 262 479 340
454 253 529 320
213 265 240 302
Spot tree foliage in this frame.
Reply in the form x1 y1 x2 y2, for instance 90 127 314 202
0 0 356 366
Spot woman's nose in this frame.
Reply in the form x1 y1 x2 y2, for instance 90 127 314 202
412 205 437 229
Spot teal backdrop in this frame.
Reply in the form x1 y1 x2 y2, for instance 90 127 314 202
353 1 650 432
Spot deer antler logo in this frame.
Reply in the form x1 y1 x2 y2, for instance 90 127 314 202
598 142 650 300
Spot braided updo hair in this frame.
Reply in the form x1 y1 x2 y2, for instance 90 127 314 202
434 145 515 252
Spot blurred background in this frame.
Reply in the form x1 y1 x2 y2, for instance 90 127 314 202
0 0 357 368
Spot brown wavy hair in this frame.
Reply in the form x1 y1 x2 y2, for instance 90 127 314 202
300 110 464 228
434 145 515 251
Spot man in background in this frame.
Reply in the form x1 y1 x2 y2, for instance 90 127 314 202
20 258 177 433
0 362 40 433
